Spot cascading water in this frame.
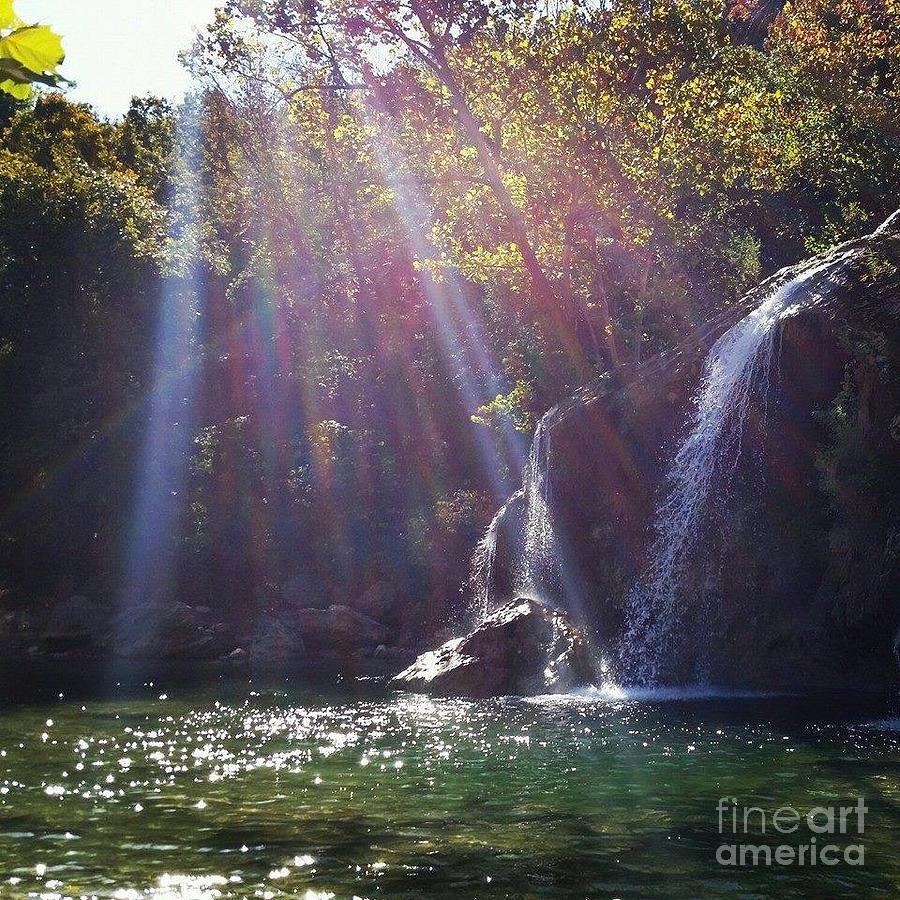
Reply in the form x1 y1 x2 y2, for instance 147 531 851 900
467 416 557 622
464 219 888 683
519 412 556 595
622 250 856 684
468 406 564 621
470 374 625 619
469 488 524 621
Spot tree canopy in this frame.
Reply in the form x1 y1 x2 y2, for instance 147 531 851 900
0 0 897 634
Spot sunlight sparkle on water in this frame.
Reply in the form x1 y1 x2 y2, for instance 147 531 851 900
0 685 898 897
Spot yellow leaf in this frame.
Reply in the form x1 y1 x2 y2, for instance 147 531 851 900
0 25 64 75
0 0 22 31
0 76 29 98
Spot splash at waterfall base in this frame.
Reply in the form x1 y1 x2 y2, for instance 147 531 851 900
450 211 900 695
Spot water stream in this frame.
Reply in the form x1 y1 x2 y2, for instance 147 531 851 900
622 250 856 683
519 411 556 596
470 392 586 618
471 241 859 679
469 488 524 620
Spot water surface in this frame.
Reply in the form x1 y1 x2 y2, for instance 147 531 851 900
1 675 899 898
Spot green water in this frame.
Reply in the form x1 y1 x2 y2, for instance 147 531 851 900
1 676 899 899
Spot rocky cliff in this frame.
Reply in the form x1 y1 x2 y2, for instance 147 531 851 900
486 211 900 692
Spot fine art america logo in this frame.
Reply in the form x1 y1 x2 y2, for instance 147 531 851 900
716 798 867 867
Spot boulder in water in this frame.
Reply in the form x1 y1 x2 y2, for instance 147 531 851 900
247 603 390 668
247 614 305 665
296 604 389 652
392 598 594 697
40 595 111 655
114 602 231 659
354 580 402 622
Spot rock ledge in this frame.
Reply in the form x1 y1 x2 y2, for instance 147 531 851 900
392 598 594 697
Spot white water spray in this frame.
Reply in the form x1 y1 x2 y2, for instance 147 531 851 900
468 406 562 621
624 251 855 683
470 371 618 619
469 488 524 620
520 412 556 595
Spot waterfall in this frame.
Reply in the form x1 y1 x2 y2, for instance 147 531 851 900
623 250 855 683
468 407 561 621
469 488 524 621
470 375 616 618
519 412 556 595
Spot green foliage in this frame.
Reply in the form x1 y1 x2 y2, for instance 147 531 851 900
723 229 763 295
117 97 175 203
1 0 899 619
472 380 535 433
816 376 868 505
0 94 167 595
435 490 494 534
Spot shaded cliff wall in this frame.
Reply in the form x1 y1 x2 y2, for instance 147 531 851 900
490 215 900 690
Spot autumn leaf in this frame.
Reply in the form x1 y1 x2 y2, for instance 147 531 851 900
0 0 23 31
0 76 28 98
0 24 65 76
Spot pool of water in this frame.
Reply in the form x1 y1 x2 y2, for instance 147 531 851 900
1 674 899 898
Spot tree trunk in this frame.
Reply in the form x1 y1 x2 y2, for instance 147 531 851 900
590 274 622 371
633 253 651 366
374 3 588 372
441 63 592 373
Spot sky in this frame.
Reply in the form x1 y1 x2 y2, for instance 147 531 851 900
17 0 220 118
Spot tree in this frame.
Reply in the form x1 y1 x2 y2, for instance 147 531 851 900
2 1 899 631
194 0 595 377
0 95 166 594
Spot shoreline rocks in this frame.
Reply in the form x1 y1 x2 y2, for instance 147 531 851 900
393 597 595 697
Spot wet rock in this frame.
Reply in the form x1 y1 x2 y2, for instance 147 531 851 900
354 581 400 622
393 598 594 697
486 209 900 691
114 602 231 659
249 611 306 664
371 643 416 666
247 604 389 668
352 581 429 649
32 595 111 656
296 604 389 654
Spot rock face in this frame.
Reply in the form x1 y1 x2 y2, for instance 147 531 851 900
5 593 396 670
114 602 232 659
486 210 900 691
244 603 390 668
393 598 595 697
40 595 110 654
